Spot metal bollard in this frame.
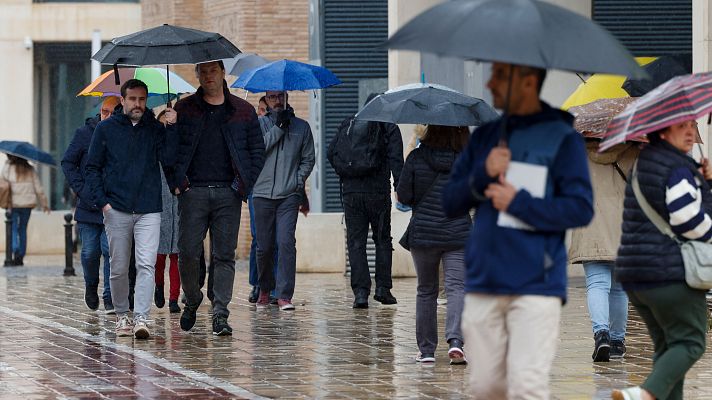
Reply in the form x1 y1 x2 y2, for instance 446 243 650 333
63 213 75 276
3 211 12 267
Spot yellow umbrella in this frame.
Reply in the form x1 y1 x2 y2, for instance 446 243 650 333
561 57 656 110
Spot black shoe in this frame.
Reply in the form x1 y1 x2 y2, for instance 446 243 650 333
269 296 278 305
84 285 99 310
610 339 626 358
180 304 198 331
448 339 467 365
592 330 611 362
374 288 397 305
13 256 23 266
154 285 165 308
169 300 181 313
248 286 259 303
353 293 369 309
212 314 233 336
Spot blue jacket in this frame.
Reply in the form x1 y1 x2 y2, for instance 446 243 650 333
443 103 593 301
61 116 103 225
85 108 175 214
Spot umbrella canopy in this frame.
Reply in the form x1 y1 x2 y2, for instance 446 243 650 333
600 72 712 152
355 83 498 127
622 54 692 97
77 67 196 97
569 97 635 137
0 141 56 167
385 0 646 78
231 59 341 92
227 53 271 77
92 24 240 66
561 57 656 110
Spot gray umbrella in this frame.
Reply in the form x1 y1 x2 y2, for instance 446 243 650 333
355 83 498 127
226 53 271 77
385 0 646 78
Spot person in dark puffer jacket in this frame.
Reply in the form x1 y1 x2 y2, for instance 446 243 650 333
613 121 709 400
397 125 472 365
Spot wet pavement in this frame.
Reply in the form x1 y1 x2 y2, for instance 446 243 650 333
1 256 712 399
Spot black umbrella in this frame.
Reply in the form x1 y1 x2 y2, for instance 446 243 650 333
385 0 646 78
92 24 241 104
622 55 692 97
355 83 498 127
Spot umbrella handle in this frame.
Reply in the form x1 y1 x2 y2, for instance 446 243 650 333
113 64 120 85
166 65 172 108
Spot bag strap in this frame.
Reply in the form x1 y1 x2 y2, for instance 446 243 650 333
631 162 682 245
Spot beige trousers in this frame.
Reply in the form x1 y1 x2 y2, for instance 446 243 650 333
462 293 561 400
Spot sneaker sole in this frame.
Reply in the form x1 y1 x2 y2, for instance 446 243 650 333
255 303 270 309
280 305 295 311
134 327 150 339
105 309 116 315
448 349 467 365
213 329 233 336
593 344 610 362
416 357 435 363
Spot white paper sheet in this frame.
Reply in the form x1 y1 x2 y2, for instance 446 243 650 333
496 161 548 231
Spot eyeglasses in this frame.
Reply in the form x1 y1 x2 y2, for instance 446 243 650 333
266 93 285 101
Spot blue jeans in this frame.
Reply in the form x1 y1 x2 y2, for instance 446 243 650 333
248 194 277 295
77 222 112 303
583 261 628 341
11 208 32 258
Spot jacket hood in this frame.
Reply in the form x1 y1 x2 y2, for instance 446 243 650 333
86 115 99 130
506 102 574 133
420 145 456 173
586 141 634 165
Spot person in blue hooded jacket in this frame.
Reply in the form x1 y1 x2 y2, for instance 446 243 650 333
442 62 593 399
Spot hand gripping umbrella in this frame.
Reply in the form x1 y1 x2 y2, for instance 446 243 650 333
92 24 240 105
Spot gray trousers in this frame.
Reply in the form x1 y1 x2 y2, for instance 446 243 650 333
253 195 300 300
178 187 241 317
410 247 465 354
103 209 160 318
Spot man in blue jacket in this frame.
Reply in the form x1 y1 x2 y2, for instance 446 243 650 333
86 79 177 340
443 62 593 399
169 61 265 336
62 96 119 313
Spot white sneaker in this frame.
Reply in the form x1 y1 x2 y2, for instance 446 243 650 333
133 315 151 339
611 386 642 400
115 315 133 337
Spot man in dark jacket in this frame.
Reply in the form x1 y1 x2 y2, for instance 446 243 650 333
442 63 593 398
327 94 403 309
169 60 265 335
62 96 119 313
86 79 176 340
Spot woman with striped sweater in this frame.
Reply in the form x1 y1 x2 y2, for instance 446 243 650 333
613 120 709 400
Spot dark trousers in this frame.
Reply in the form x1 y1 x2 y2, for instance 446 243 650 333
628 283 708 400
248 194 277 295
178 187 241 317
342 192 393 296
253 195 300 300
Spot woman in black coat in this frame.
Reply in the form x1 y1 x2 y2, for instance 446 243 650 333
397 125 472 364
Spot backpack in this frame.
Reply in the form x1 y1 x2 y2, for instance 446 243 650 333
328 117 385 178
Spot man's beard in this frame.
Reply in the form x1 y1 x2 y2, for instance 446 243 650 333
128 108 144 122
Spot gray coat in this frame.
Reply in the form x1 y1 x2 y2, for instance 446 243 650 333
252 110 315 199
158 169 179 254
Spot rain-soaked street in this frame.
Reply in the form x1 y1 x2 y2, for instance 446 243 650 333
1 256 712 399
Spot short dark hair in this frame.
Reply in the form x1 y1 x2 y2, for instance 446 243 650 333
259 95 267 104
517 66 547 94
420 125 470 152
195 60 225 74
120 79 148 98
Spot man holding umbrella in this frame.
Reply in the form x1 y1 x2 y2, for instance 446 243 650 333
252 90 315 310
442 63 593 398
169 60 265 336
86 79 177 339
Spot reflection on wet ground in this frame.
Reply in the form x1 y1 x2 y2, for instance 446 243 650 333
1 260 711 399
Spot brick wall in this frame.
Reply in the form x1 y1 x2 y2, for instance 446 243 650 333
142 0 309 259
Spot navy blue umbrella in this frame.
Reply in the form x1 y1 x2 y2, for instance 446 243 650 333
0 141 56 167
231 59 341 92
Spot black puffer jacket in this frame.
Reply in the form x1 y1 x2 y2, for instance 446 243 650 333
616 139 712 287
397 145 471 250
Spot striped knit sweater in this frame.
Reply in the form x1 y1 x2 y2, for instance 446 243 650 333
666 167 712 241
